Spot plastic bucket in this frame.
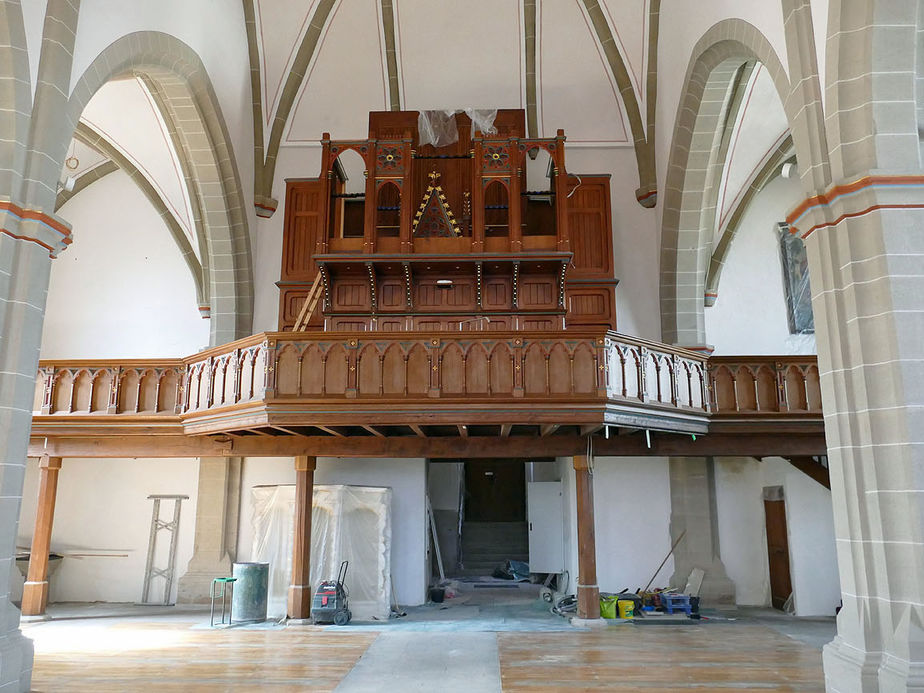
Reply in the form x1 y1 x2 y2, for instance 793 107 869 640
599 595 618 619
617 599 635 619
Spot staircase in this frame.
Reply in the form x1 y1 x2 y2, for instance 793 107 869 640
459 521 529 577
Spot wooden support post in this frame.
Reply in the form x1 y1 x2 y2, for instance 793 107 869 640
573 454 600 620
287 455 316 620
22 455 62 617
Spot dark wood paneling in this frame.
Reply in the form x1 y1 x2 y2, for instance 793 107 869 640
567 178 613 278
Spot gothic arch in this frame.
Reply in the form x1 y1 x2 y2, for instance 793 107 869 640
51 32 252 345
659 20 814 346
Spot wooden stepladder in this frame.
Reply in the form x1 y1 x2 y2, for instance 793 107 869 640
141 494 188 605
292 271 324 331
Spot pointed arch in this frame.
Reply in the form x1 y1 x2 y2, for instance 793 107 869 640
59 32 253 345
659 19 816 347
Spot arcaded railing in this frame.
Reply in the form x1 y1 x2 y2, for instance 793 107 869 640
708 356 822 414
33 338 818 432
34 360 184 415
179 331 709 415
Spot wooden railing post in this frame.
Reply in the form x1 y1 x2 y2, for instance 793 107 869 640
595 337 608 397
512 336 524 397
346 339 359 398
427 338 441 398
22 455 63 617
40 367 53 415
263 340 277 399
288 455 316 620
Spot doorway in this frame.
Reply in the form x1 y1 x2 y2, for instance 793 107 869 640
763 486 793 610
459 460 527 576
464 459 526 522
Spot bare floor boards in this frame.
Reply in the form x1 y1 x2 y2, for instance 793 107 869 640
27 616 825 691
498 626 825 691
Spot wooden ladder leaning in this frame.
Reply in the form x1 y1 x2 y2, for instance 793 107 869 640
292 271 323 331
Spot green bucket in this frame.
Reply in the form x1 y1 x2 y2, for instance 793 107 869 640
599 595 618 619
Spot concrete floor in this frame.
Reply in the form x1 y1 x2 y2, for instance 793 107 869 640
21 589 835 691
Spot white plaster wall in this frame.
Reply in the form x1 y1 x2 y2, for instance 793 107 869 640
15 457 198 604
704 175 816 355
237 457 428 606
428 462 462 511
43 171 209 358
715 456 840 616
592 457 674 592
715 457 771 606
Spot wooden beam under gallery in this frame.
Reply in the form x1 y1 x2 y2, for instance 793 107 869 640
29 431 828 460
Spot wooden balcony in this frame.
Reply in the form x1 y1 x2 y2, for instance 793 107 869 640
29 335 825 459
707 356 822 434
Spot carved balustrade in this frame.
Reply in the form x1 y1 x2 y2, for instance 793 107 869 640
708 356 822 414
34 360 184 416
180 331 709 414
33 340 821 435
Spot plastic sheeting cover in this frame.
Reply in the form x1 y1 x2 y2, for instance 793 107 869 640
417 109 498 147
251 484 392 621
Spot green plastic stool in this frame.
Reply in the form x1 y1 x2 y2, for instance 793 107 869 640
210 577 237 627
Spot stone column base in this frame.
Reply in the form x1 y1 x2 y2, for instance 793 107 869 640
176 564 232 605
822 636 881 693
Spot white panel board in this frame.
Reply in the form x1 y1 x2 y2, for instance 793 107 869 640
527 481 564 573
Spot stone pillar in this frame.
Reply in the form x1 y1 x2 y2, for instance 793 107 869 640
21 455 62 617
799 203 924 692
0 223 68 692
668 457 736 605
573 454 600 620
288 456 316 620
176 457 242 603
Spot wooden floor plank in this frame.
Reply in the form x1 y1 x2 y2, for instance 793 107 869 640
498 625 824 692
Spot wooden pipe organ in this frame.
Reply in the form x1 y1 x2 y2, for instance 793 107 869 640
278 109 618 332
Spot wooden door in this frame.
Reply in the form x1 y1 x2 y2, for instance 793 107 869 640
464 460 525 522
764 498 793 610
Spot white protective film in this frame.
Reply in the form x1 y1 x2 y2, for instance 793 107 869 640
251 484 392 620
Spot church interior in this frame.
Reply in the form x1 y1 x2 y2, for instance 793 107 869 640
0 1 922 691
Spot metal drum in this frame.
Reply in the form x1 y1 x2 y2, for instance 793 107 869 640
231 562 269 622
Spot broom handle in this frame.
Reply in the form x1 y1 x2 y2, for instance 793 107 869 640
643 530 686 593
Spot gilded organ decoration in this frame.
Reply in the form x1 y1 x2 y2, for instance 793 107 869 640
413 172 460 238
